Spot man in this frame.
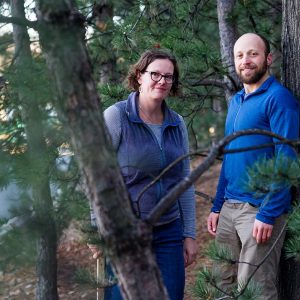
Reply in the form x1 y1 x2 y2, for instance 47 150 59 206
207 33 299 299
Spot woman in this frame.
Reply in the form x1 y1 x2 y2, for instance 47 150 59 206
93 49 197 300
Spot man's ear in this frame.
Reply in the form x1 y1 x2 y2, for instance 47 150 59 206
267 53 273 66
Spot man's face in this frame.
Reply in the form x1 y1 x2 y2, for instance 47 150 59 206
234 34 272 85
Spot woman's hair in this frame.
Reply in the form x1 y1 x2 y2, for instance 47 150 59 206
126 49 180 96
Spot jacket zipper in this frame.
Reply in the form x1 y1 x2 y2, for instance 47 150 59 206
233 95 244 132
143 123 165 200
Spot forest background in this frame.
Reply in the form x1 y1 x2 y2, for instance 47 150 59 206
0 0 299 299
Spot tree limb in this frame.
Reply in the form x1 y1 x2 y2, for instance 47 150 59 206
214 204 299 300
191 78 229 90
146 129 294 224
0 14 38 29
0 214 32 242
224 140 300 154
195 190 214 202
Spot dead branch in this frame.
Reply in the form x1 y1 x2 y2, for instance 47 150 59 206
146 129 297 224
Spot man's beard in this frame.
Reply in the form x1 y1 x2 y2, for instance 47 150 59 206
237 60 268 84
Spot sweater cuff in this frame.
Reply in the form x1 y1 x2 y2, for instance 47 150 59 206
255 212 275 225
183 231 196 240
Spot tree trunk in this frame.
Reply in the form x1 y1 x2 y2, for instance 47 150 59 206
279 0 300 299
35 1 168 299
217 0 240 104
10 1 58 299
281 0 300 100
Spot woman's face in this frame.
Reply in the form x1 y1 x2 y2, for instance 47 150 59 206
137 59 174 102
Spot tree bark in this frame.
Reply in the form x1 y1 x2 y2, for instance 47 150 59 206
279 1 300 299
35 1 168 299
217 0 240 104
281 0 300 100
10 1 58 299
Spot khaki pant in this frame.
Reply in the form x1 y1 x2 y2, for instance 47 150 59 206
214 202 286 300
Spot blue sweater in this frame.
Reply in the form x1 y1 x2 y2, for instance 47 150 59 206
212 76 299 224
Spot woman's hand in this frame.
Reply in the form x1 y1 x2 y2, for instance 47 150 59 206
183 237 198 267
87 243 102 259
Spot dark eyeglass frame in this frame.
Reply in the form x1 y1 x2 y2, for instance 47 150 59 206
144 71 174 84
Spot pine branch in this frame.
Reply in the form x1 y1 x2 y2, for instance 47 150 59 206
184 0 204 31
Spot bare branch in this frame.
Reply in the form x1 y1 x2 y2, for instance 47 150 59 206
224 140 300 154
239 219 287 296
0 213 32 242
146 129 296 224
0 14 38 29
214 204 300 300
191 78 229 90
146 135 223 224
190 74 240 96
128 6 145 34
195 190 214 202
135 151 210 209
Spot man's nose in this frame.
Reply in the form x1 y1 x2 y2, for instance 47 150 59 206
242 55 251 64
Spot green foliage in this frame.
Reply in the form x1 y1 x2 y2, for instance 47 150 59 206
0 224 36 271
235 280 262 300
285 207 300 260
81 221 104 246
74 267 99 288
284 235 300 261
246 155 300 199
98 83 127 109
0 32 13 65
205 240 236 265
192 268 261 300
0 35 90 275
246 154 300 258
193 267 222 299
53 184 90 235
193 266 262 300
74 266 117 288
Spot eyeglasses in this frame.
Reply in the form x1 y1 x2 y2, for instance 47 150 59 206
144 71 174 84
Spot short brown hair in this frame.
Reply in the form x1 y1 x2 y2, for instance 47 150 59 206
126 49 180 96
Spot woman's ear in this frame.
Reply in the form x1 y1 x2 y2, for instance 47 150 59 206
137 70 142 84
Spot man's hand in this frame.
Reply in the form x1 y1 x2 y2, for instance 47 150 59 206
183 237 198 268
252 219 273 244
207 212 220 236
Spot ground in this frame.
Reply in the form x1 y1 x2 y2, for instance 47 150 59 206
0 159 221 300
